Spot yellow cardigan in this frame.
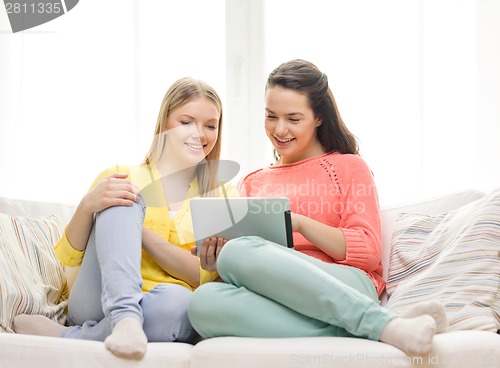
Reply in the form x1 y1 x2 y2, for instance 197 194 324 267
54 164 238 291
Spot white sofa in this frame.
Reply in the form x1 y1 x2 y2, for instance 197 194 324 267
0 190 499 368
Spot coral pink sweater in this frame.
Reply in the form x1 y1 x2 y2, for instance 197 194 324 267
239 152 385 296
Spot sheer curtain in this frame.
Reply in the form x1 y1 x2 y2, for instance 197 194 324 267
263 0 498 206
1 0 498 205
0 0 225 203
0 1 136 203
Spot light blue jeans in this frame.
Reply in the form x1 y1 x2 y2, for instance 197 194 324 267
188 236 395 340
62 200 198 343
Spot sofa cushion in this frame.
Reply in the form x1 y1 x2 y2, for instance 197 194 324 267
385 188 500 332
428 330 500 368
380 190 486 282
190 336 414 368
0 213 68 332
188 332 500 368
0 333 193 368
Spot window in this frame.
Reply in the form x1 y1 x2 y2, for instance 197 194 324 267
1 0 499 205
0 0 225 203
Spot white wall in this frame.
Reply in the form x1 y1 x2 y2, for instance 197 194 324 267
476 0 500 194
0 0 225 203
0 0 137 203
263 0 424 205
261 0 499 205
0 0 498 205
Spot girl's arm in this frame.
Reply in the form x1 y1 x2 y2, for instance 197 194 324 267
291 213 347 261
292 156 382 272
66 173 140 250
141 228 201 288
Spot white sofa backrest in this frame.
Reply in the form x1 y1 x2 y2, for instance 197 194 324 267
0 196 77 225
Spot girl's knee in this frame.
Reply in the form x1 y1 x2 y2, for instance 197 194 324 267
96 199 146 223
217 236 266 279
218 235 260 266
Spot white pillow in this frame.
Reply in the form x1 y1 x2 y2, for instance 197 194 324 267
386 188 500 332
0 213 68 333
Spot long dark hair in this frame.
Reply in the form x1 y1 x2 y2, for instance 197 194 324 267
266 59 359 155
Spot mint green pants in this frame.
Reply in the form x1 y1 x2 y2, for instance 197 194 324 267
188 236 395 340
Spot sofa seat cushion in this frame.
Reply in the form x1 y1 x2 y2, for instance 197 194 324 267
426 330 500 368
190 336 415 368
0 333 193 368
189 332 500 368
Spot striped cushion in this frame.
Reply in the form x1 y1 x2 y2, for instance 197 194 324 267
386 189 500 332
0 213 68 333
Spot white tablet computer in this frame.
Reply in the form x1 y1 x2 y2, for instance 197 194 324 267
190 197 294 253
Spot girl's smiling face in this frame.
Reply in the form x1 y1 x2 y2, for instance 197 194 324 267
164 96 220 166
265 86 324 164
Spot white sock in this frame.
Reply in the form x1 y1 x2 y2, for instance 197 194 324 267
104 317 147 360
379 315 436 356
13 314 67 337
400 301 448 333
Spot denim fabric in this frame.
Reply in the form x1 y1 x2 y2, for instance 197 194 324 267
62 200 198 343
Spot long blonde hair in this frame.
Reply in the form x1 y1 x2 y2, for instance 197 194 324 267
143 77 223 196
